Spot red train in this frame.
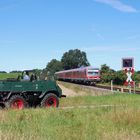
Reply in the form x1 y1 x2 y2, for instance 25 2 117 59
55 67 101 85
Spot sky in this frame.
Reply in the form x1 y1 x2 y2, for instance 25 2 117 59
0 0 140 72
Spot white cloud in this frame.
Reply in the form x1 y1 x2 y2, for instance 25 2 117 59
94 0 138 13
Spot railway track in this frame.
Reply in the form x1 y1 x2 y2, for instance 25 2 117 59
73 82 140 94
59 81 140 94
95 84 140 94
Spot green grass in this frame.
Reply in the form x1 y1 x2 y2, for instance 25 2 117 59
1 94 140 140
60 93 140 107
0 73 19 80
0 76 140 139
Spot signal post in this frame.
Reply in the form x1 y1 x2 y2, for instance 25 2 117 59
122 58 134 93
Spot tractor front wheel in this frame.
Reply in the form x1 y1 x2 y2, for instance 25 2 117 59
6 95 28 110
41 93 59 108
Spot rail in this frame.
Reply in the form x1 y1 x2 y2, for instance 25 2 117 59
96 84 140 94
59 81 140 94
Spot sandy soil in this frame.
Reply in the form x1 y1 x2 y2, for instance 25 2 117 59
58 84 79 97
58 83 112 97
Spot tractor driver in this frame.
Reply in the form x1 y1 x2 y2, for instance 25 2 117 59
23 71 30 81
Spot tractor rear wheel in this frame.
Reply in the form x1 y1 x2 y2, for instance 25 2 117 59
41 93 59 108
6 95 28 110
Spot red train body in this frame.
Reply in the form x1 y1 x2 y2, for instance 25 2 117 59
55 67 100 85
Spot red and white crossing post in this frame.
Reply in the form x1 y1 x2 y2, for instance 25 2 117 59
124 68 134 86
122 58 134 87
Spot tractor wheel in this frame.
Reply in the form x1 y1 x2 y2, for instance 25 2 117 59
41 93 59 108
6 95 28 110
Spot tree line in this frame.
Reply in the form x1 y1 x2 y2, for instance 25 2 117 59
44 49 140 85
101 64 140 85
44 49 90 76
1 48 139 85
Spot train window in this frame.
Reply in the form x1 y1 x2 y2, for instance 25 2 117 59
88 70 99 76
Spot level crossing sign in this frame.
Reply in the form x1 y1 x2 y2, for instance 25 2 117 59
124 68 134 86
122 58 134 70
122 58 134 87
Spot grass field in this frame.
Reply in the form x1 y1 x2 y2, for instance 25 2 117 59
0 74 140 140
60 93 140 107
0 73 19 80
1 94 140 140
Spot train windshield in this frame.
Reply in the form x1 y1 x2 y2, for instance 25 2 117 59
88 69 99 76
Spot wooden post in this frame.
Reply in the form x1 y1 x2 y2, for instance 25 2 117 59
138 83 140 88
133 81 136 94
129 83 131 94
111 80 113 92
121 88 123 93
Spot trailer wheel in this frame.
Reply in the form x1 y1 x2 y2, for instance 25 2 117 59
41 93 59 108
6 95 28 110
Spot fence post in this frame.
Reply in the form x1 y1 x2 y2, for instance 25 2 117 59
129 84 131 94
121 88 123 93
133 81 136 94
111 80 113 92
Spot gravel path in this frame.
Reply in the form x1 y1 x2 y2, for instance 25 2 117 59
58 82 112 97
58 84 81 97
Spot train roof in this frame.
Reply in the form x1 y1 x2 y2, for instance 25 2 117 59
55 66 99 74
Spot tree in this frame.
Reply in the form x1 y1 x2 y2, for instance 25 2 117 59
100 64 110 74
133 72 140 85
100 64 116 83
32 69 42 77
0 71 7 73
10 70 22 73
113 70 126 85
46 59 63 75
61 49 90 70
137 71 140 74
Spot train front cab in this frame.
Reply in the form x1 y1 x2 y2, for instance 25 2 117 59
86 68 100 85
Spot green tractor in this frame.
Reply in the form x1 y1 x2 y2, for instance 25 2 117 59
0 70 64 109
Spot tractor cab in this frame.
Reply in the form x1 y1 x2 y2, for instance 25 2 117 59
17 70 38 82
